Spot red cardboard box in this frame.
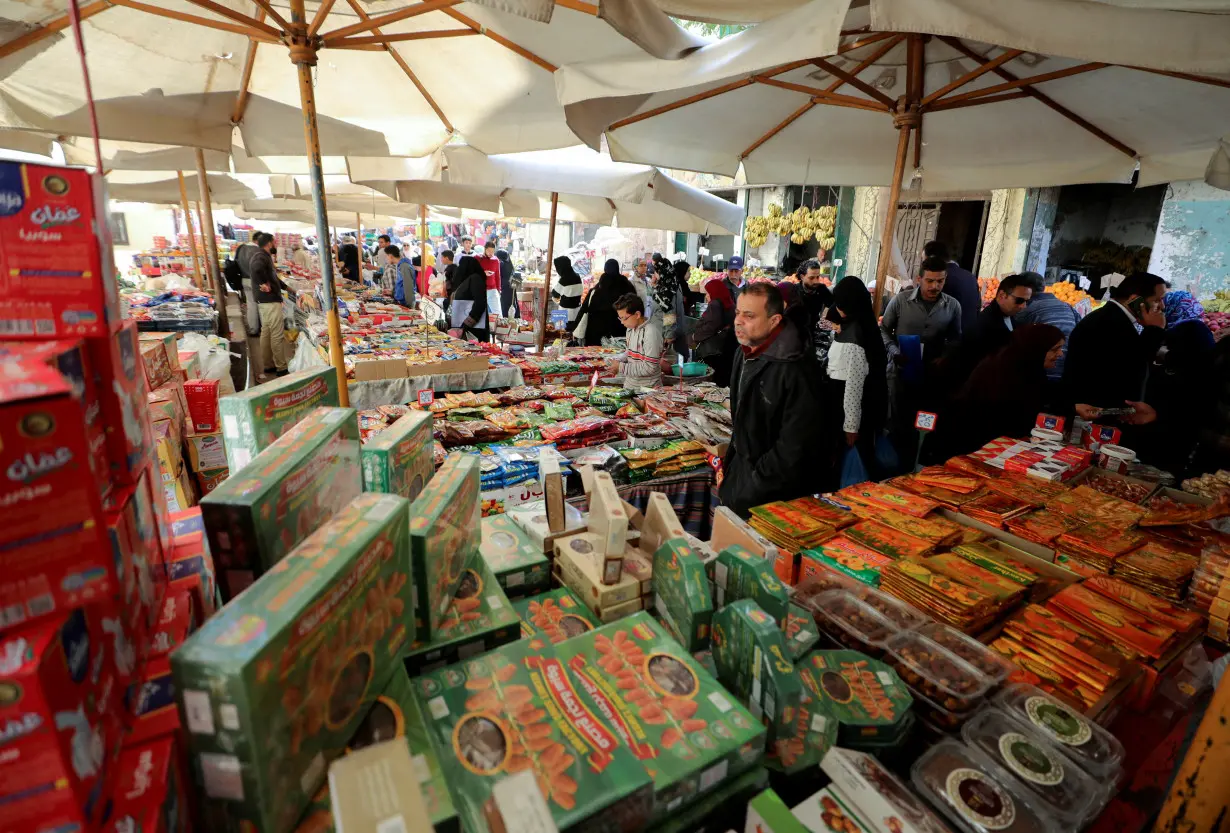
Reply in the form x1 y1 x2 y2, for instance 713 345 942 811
167 507 203 539
124 657 178 746
0 162 119 339
165 533 217 620
0 359 110 630
90 321 153 485
0 609 120 832
140 340 174 392
102 736 189 833
148 590 195 659
182 378 220 433
101 473 162 647
0 338 110 500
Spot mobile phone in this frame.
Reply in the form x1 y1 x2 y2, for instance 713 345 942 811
1126 297 1150 321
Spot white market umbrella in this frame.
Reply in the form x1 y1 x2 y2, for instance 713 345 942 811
558 0 1230 309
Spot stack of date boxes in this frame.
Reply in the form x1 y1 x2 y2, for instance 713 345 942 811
0 161 203 832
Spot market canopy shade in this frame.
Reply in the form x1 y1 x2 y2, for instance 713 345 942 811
0 0 700 158
560 0 1230 191
347 145 746 233
106 171 257 205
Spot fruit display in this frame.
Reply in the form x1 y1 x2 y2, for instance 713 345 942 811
1049 281 1092 307
745 203 838 250
1202 309 1230 338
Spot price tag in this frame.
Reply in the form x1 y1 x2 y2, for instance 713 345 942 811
417 389 434 407
914 411 938 432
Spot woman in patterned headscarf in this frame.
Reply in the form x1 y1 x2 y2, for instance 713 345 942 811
1163 290 1205 328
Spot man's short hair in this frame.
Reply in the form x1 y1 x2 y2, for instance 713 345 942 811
377 234 391 244
484 239 496 250
460 235 473 243
614 293 645 316
998 274 1029 295
1117 271 1167 300
923 241 950 261
1016 271 1046 293
740 282 784 318
254 231 273 247
799 258 822 275
920 256 948 275
439 249 454 261
385 245 401 259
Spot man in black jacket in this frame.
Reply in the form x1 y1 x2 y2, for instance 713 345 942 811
1063 271 1165 429
720 282 824 518
926 240 982 336
250 233 290 377
952 274 1032 386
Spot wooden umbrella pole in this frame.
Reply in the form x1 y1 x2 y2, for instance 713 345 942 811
355 211 362 271
193 150 224 314
537 192 559 351
419 202 429 299
176 171 203 287
289 0 348 406
1155 672 1230 832
872 123 911 316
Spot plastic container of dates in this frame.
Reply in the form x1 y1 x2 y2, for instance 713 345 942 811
883 630 994 714
912 740 1060 833
994 684 1125 780
908 682 974 732
806 589 899 655
850 584 930 631
915 621 1017 687
962 708 1103 826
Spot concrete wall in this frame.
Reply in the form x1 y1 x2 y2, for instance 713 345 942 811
1046 184 1165 266
110 201 178 276
979 188 1027 279
1149 180 1230 297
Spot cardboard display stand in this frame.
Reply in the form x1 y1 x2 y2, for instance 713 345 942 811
711 506 781 563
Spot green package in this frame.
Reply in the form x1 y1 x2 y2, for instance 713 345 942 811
408 454 481 642
783 604 820 660
200 406 361 601
551 612 766 824
711 599 803 745
764 666 838 774
652 538 714 652
479 514 550 597
173 493 412 833
291 665 458 833
219 367 339 471
513 587 601 646
745 789 810 833
413 639 656 833
707 545 789 625
403 558 520 676
796 650 913 745
361 410 434 501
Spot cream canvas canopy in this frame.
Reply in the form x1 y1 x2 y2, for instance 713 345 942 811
558 0 1230 308
347 145 746 234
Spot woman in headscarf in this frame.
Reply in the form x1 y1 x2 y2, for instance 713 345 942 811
1163 290 1205 328
1143 318 1216 474
932 324 1066 459
496 249 516 318
824 277 889 487
652 260 690 361
575 259 635 346
448 254 490 342
689 276 737 386
550 255 584 326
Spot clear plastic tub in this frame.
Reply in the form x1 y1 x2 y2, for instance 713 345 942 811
806 589 899 655
962 708 1103 826
851 584 930 630
793 568 860 604
907 682 973 731
915 621 1018 686
884 630 993 713
912 739 1060 833
994 684 1125 779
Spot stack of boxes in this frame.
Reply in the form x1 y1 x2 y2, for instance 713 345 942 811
0 161 196 831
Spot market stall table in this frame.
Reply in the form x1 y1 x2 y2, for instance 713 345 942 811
569 467 719 539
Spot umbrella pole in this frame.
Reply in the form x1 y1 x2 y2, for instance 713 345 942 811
419 203 430 302
355 212 362 270
537 192 559 351
176 171 203 288
871 126 910 315
289 0 349 407
194 150 226 336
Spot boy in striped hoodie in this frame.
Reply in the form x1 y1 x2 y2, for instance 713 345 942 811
610 293 664 389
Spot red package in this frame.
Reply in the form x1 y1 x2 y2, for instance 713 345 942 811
0 338 110 500
89 320 153 485
182 378 220 433
1035 413 1066 433
0 162 120 339
165 535 217 620
100 474 162 656
0 359 111 629
124 657 179 745
102 736 190 833
1004 450 1046 475
140 340 174 391
0 609 121 832
148 589 195 659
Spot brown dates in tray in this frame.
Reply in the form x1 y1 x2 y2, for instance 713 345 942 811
884 630 994 713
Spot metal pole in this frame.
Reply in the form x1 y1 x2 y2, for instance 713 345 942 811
419 202 429 301
176 170 203 287
537 192 559 351
289 0 349 406
193 150 225 333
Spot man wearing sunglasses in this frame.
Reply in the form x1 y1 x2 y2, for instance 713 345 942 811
953 273 1034 387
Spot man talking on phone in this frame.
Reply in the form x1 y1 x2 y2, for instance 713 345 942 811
1063 271 1167 428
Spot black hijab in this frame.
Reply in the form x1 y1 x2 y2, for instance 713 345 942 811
554 255 582 286
588 260 635 312
832 276 888 431
496 249 513 284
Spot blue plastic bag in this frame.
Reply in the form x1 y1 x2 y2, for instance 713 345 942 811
840 446 869 488
874 432 900 475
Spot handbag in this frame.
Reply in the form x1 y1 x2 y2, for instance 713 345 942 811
693 325 733 360
572 311 589 341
